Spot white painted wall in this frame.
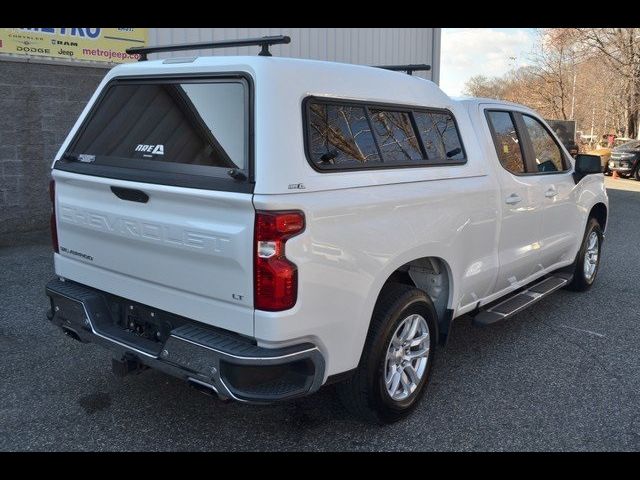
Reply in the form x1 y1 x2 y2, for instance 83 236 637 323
148 28 440 83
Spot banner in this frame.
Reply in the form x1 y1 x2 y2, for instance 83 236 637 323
0 28 148 63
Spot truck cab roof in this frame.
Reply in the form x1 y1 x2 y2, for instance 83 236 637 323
453 95 537 113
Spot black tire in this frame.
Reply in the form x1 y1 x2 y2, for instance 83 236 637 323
337 283 437 424
566 217 603 292
634 166 640 181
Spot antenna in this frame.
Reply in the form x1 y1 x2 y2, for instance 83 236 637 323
126 35 291 61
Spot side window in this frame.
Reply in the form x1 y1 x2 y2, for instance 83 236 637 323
369 109 423 163
305 99 467 171
522 115 568 172
414 111 465 162
486 111 526 174
308 102 381 169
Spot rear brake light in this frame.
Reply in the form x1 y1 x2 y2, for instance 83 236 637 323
49 179 59 253
254 210 305 311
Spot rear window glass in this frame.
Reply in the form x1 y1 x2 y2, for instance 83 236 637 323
67 80 247 171
308 103 381 168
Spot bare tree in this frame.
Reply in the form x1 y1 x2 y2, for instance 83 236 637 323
462 75 507 99
461 28 636 142
527 29 577 120
572 28 640 138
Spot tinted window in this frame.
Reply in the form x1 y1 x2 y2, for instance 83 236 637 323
414 112 465 162
308 103 381 169
522 115 567 172
545 119 576 148
306 99 466 171
369 109 422 163
486 111 525 174
69 81 246 171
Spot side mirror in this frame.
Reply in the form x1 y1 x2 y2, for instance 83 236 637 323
574 154 602 183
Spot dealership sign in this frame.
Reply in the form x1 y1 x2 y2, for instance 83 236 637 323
0 28 148 63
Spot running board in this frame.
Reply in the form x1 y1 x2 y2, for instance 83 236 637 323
472 273 572 327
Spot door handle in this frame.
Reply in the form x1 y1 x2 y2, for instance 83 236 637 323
505 193 522 205
545 188 558 198
111 186 149 203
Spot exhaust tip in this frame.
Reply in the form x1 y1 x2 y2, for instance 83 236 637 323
62 327 81 342
187 377 219 398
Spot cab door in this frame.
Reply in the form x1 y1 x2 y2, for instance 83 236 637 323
483 109 545 293
518 114 581 270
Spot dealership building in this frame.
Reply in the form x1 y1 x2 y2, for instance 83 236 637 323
0 28 442 245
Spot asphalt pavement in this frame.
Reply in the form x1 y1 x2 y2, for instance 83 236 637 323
1 177 639 451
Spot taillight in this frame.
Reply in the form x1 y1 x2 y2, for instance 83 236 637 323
254 210 305 311
49 179 59 253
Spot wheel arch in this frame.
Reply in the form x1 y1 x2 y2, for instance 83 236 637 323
589 202 608 232
370 255 456 348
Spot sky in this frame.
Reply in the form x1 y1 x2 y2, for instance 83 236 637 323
440 28 539 97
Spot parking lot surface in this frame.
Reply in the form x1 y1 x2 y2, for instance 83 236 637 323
1 178 639 451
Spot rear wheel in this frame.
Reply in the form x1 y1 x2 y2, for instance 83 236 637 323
566 217 603 292
634 166 640 181
337 283 437 424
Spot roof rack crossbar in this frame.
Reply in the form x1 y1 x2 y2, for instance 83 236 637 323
373 64 432 75
126 35 291 61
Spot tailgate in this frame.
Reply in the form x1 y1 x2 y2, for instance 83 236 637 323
51 74 256 335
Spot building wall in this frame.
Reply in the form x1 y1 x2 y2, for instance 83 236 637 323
0 59 108 245
148 28 440 81
0 28 439 245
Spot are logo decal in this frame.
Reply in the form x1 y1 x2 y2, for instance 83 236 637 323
135 144 164 155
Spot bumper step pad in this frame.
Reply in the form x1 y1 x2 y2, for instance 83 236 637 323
171 324 315 359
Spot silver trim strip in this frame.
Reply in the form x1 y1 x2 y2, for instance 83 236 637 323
187 377 219 394
169 334 319 362
218 377 246 403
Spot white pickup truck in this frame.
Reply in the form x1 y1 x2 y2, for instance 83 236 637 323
46 38 608 424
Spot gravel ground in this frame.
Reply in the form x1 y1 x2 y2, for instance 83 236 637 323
1 178 639 451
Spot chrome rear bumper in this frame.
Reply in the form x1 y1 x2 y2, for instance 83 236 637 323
45 278 325 403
